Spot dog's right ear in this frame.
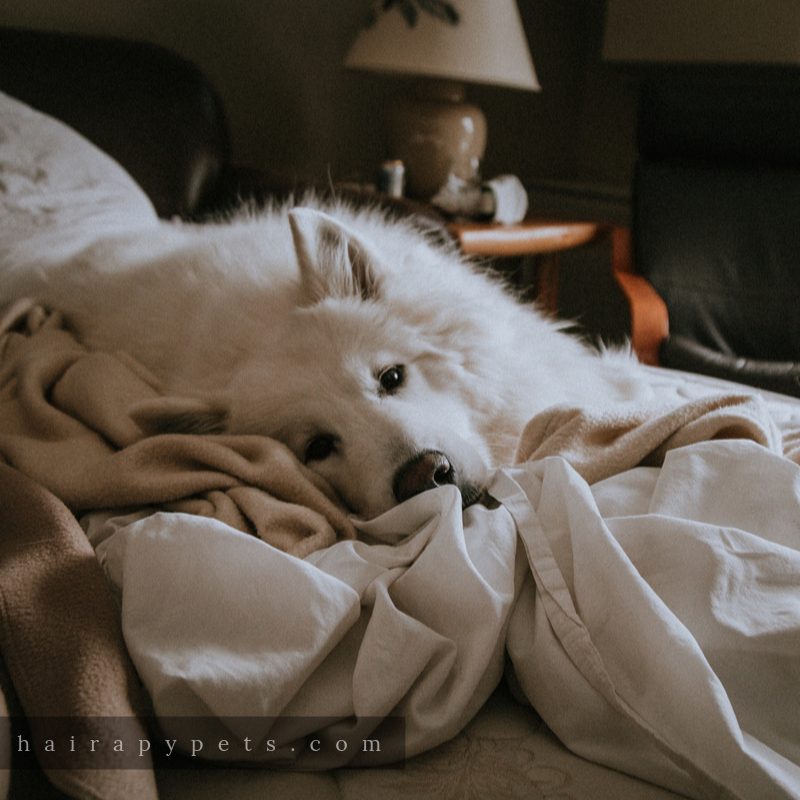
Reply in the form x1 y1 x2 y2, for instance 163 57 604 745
289 207 382 304
129 396 229 436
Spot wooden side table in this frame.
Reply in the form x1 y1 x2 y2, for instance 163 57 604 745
447 218 600 314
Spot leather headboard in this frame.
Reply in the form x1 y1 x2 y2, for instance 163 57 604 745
0 26 232 218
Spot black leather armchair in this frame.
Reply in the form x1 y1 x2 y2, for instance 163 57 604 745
618 68 800 398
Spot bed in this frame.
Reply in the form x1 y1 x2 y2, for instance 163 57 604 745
1 66 800 800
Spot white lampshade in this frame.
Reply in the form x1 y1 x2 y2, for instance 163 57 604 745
345 0 539 91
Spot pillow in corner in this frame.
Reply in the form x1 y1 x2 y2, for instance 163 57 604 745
0 90 158 269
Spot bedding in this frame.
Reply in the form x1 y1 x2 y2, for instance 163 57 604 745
2 90 800 800
0 300 356 556
0 92 157 266
82 387 800 795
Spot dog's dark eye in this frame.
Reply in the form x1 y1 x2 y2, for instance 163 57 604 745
378 364 405 394
305 434 338 462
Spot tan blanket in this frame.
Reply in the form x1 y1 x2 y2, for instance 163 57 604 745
514 392 795 481
0 463 158 800
0 300 356 557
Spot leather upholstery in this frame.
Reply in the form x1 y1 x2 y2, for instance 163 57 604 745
0 26 231 218
633 71 800 396
636 160 800 362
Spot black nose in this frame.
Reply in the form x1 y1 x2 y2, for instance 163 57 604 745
393 451 456 504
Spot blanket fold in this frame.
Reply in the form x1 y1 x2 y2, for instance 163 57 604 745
0 462 158 800
514 392 789 483
0 302 356 558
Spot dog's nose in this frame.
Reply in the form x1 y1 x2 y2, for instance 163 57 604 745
393 451 456 504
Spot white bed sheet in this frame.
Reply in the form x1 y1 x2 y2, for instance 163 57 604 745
500 440 800 800
86 384 800 799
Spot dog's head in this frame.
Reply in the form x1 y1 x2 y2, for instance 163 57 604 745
131 205 527 519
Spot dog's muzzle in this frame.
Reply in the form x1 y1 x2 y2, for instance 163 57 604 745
393 450 483 508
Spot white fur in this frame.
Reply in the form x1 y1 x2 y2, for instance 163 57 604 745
0 198 648 518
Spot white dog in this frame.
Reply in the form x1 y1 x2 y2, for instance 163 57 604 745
1 200 645 518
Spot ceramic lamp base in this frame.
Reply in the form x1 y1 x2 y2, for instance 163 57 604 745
388 80 487 201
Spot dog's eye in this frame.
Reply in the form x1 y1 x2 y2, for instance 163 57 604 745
305 434 338 462
378 365 405 394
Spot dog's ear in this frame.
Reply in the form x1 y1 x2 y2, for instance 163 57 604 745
129 396 228 436
289 207 382 303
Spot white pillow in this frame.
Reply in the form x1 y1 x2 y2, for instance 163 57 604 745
0 90 158 269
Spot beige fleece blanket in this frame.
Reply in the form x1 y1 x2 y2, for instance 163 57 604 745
0 462 159 800
0 300 356 557
514 391 798 482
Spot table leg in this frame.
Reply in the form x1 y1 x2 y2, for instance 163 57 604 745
533 252 561 315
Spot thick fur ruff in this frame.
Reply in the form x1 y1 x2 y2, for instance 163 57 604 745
0 198 646 518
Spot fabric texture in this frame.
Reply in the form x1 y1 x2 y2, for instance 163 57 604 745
514 391 787 484
0 300 356 557
0 90 157 269
0 462 158 800
499 441 800 800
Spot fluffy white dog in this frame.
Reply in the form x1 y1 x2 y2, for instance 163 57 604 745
0 200 645 518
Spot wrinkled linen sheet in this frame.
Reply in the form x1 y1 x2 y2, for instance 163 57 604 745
86 391 800 800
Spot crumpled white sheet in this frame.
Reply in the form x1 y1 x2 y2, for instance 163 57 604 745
499 441 800 800
89 486 524 765
88 435 800 799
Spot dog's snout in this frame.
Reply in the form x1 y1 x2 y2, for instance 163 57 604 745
393 451 456 504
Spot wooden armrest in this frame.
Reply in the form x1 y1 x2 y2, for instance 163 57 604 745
609 226 669 366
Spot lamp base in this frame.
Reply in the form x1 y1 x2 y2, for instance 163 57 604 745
388 80 487 201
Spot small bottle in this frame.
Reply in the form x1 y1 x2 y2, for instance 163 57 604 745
377 160 406 198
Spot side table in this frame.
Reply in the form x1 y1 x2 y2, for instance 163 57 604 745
447 218 600 314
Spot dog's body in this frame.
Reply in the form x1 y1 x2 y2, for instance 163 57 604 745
0 200 648 518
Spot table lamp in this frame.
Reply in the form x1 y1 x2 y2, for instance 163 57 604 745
344 0 539 200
